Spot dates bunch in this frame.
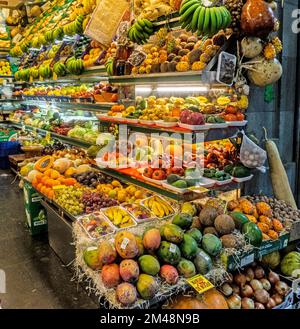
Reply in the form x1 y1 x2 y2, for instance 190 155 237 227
225 0 244 34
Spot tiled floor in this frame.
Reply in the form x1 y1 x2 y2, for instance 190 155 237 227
0 170 97 309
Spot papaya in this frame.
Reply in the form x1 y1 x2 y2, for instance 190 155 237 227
172 213 193 229
34 156 54 172
83 246 102 270
180 234 198 259
193 249 212 275
138 255 160 276
143 228 161 251
157 241 181 265
186 228 202 244
160 224 184 244
177 258 196 278
135 236 144 256
202 233 222 256
136 274 159 300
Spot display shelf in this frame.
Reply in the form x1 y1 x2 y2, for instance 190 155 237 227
15 98 114 112
98 117 243 142
11 123 93 149
109 70 216 85
0 98 20 102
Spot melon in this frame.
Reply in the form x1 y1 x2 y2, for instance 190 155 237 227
27 170 40 182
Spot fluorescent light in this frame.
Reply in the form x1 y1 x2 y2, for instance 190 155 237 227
156 86 209 93
135 86 152 93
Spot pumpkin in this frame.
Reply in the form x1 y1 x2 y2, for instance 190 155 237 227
27 170 40 182
257 222 269 234
259 215 272 228
167 289 228 309
272 219 283 233
256 202 272 216
268 230 279 240
34 156 54 172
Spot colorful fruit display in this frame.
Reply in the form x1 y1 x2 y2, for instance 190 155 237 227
142 196 175 218
102 206 136 229
0 61 12 76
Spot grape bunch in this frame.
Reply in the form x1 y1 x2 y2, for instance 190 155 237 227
54 186 85 216
225 0 244 34
82 191 118 213
73 170 111 188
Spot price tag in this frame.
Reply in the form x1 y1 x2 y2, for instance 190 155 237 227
169 243 177 253
240 252 255 267
186 274 214 294
53 72 58 80
120 238 129 250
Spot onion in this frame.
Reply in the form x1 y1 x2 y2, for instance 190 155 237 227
245 268 255 282
227 294 242 309
234 273 247 286
250 279 263 291
241 284 254 298
271 293 283 305
254 289 270 304
260 278 271 291
255 302 265 309
266 297 276 309
231 283 240 295
241 297 255 309
221 283 233 297
254 266 265 279
268 271 280 285
275 281 289 296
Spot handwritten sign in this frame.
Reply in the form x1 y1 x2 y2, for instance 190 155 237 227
186 274 214 294
84 0 129 47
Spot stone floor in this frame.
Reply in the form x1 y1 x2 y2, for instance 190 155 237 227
0 170 98 309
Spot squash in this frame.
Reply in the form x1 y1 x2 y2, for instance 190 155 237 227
176 61 190 72
167 288 228 309
263 128 297 209
34 156 54 172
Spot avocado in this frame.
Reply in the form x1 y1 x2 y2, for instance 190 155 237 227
172 213 193 229
167 174 181 184
172 179 188 188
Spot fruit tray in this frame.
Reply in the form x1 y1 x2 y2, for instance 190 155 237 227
140 195 176 219
138 119 156 125
142 174 167 186
213 177 233 186
232 175 254 183
178 122 208 130
122 203 156 223
101 206 137 230
155 120 178 128
226 120 248 127
205 122 229 129
161 182 190 194
77 211 116 240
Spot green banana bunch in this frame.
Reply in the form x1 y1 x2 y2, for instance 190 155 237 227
53 62 67 77
66 57 84 75
179 0 232 36
128 19 154 44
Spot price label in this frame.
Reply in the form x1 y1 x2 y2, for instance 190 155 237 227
240 252 255 267
169 243 177 253
120 238 129 250
186 274 214 294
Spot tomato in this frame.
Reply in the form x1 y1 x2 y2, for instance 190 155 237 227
224 114 237 121
225 105 237 114
236 112 245 121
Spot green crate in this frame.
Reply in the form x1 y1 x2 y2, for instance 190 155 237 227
257 233 290 257
221 249 256 271
24 204 48 236
23 180 42 208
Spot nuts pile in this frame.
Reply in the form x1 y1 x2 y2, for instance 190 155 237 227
225 0 244 34
246 195 300 229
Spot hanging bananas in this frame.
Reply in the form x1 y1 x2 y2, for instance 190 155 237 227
128 19 154 44
179 0 232 36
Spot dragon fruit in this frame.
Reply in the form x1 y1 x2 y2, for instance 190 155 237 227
180 109 192 124
188 112 205 125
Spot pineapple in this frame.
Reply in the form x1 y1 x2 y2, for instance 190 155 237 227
264 43 276 60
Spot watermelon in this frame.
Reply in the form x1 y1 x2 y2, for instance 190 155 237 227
201 233 222 256
193 249 212 275
242 222 263 247
230 212 249 229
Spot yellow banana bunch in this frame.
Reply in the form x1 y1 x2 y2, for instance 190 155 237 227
143 196 174 218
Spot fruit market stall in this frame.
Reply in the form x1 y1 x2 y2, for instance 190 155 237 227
1 0 300 311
